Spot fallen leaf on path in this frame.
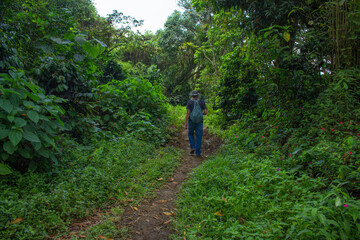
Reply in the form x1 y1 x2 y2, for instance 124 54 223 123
156 200 168 203
11 218 23 224
99 236 113 240
124 191 128 196
136 231 141 235
79 235 87 238
164 220 172 224
126 198 134 202
130 206 138 211
163 212 173 216
157 178 164 181
214 211 224 217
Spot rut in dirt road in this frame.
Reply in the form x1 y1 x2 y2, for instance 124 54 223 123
119 127 223 240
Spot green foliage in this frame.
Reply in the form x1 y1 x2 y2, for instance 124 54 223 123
93 76 168 145
156 10 200 105
0 71 64 173
100 59 127 84
0 137 182 239
175 70 360 238
116 31 159 67
36 33 107 99
174 139 360 239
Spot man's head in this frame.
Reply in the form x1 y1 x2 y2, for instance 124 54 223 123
190 90 200 98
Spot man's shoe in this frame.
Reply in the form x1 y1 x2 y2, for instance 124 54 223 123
190 149 195 155
196 154 202 158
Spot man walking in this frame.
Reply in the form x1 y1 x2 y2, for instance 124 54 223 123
184 90 207 157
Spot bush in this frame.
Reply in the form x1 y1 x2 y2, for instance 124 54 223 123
93 76 169 145
0 71 64 173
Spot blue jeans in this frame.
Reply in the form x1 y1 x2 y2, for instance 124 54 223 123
188 120 203 156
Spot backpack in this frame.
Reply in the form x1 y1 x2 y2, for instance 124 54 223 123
190 99 203 123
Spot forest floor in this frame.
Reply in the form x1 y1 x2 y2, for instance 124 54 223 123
62 127 223 240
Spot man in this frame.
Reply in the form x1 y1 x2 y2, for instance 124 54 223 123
184 90 207 157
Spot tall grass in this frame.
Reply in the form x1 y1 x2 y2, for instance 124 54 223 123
1 137 182 239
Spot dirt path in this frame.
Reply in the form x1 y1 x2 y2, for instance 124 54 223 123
62 127 223 240
118 127 223 240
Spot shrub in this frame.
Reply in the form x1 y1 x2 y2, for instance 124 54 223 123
0 71 64 173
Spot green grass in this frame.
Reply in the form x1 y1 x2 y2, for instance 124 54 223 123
70 218 128 240
174 145 360 239
0 137 182 240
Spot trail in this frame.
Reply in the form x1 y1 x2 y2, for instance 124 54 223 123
118 127 223 239
62 127 223 240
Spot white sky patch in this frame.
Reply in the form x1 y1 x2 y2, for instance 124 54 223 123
92 0 183 33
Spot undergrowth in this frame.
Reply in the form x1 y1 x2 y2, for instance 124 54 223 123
174 146 360 239
0 137 182 240
174 87 360 239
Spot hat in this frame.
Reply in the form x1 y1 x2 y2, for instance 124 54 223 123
190 90 200 96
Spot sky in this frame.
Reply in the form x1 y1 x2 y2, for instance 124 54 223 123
92 0 183 33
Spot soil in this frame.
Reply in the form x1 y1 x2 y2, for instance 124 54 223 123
62 126 223 240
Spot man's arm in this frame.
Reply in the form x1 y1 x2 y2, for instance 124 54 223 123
202 101 207 115
184 109 190 129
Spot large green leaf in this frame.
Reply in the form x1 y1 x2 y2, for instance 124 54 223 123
23 129 41 143
81 42 105 58
23 100 36 108
27 110 39 123
50 37 63 44
7 115 15 122
19 148 32 159
0 129 9 139
0 163 12 175
37 148 50 158
0 99 14 113
3 141 15 154
9 70 24 81
15 117 27 128
1 153 9 161
9 130 22 146
95 38 108 47
31 142 42 151
75 35 87 45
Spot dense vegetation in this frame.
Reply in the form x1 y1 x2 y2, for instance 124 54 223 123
1 0 359 239
172 0 360 239
0 0 181 238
